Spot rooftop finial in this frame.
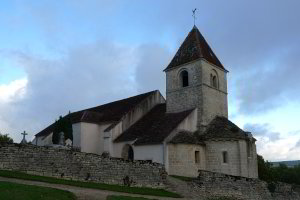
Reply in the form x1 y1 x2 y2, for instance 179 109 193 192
192 8 197 26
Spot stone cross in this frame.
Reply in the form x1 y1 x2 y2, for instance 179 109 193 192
21 131 28 144
192 8 197 26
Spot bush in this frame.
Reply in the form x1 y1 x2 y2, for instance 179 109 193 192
0 133 13 143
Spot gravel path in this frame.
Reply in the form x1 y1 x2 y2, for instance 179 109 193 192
0 176 184 200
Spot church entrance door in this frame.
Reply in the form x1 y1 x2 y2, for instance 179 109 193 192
121 144 134 161
128 145 134 161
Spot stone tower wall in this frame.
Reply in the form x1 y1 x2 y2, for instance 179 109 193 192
200 60 228 126
166 59 228 128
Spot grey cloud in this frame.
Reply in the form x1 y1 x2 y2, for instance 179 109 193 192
145 1 300 116
210 1 300 115
243 123 280 142
288 139 300 152
0 41 172 142
234 47 300 114
135 44 172 95
1 41 136 142
2 0 300 150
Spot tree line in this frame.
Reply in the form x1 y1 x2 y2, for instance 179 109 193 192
258 154 300 185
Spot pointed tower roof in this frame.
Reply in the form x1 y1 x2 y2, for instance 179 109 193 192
164 26 226 71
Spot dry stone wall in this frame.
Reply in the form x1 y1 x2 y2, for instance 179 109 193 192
184 170 300 200
0 143 167 188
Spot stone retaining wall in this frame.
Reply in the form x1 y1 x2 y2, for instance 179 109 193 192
189 170 300 200
0 143 167 188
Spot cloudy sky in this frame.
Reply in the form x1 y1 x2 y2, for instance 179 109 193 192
0 0 299 161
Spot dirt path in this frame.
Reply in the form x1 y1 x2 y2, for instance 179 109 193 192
0 176 185 200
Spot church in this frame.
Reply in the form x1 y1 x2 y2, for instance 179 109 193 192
33 26 258 178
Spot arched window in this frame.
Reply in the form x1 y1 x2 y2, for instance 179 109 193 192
210 70 219 89
212 76 217 88
180 70 189 87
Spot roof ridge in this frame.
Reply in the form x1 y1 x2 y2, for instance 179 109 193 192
119 90 160 119
35 90 160 137
85 90 158 112
104 91 164 132
80 111 87 121
193 26 203 58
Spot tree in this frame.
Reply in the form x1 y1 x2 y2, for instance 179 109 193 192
0 133 14 143
258 154 300 185
52 115 73 145
257 154 274 182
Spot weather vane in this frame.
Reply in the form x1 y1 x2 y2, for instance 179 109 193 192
192 8 197 26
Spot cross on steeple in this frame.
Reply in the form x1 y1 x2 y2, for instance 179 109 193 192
21 131 28 144
192 8 197 26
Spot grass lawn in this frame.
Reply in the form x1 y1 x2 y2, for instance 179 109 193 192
170 175 195 182
208 198 238 200
0 181 76 200
0 170 181 198
107 195 156 200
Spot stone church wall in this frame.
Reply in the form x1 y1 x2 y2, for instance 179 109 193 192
0 143 167 188
205 140 258 178
205 140 241 176
167 144 206 177
79 122 110 154
34 132 53 146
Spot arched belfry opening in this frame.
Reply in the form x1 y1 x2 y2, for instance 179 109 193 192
210 70 219 89
180 70 189 87
121 144 134 161
212 75 217 88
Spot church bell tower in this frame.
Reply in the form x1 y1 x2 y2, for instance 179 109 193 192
164 26 228 130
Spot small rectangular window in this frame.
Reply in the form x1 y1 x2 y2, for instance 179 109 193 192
222 151 228 163
195 151 200 163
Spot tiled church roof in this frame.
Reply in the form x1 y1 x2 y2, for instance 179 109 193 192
35 91 157 137
201 116 254 141
168 130 205 145
164 26 226 71
114 104 194 145
168 117 254 145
